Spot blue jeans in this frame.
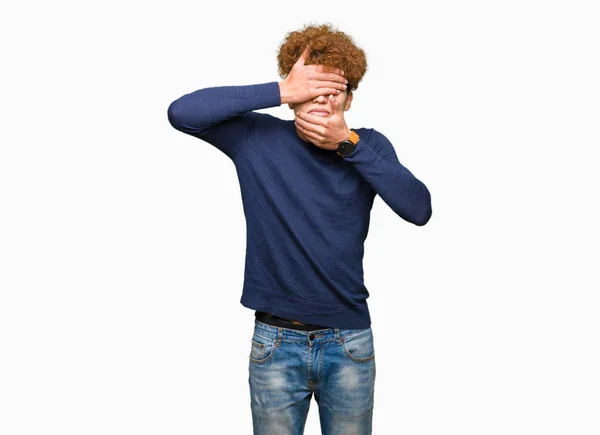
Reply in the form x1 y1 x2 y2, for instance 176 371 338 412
248 319 376 434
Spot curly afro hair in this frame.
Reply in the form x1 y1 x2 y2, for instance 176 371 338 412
276 22 368 93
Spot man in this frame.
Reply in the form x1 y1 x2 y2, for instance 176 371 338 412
167 23 431 435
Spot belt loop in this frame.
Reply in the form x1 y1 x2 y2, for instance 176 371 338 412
276 327 283 346
334 328 342 345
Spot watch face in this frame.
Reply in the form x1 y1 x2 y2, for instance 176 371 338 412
338 139 355 156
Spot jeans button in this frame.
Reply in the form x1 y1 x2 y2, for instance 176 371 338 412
308 333 315 340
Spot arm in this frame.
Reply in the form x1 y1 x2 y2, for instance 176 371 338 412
343 129 432 226
166 81 282 159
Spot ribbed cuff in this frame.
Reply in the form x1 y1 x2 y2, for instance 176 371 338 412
341 136 378 165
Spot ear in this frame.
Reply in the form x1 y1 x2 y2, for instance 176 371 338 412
344 91 354 111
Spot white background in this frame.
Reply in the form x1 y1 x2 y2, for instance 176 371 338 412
1 1 599 434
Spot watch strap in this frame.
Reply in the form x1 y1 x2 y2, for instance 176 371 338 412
336 130 360 157
347 130 360 145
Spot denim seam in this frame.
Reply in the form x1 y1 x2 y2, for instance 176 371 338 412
341 335 376 362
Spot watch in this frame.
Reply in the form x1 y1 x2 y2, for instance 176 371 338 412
336 130 360 157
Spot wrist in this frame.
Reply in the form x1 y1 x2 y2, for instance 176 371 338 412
338 127 352 144
278 81 289 105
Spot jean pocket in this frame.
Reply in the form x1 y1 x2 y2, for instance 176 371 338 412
249 332 276 363
343 327 375 362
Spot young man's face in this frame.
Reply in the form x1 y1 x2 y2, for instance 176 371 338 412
288 90 353 141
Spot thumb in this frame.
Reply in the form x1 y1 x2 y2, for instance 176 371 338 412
295 45 310 67
330 94 344 115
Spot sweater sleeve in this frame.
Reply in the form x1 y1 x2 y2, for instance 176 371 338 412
167 81 282 159
342 129 433 226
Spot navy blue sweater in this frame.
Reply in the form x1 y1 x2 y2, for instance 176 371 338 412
167 81 432 328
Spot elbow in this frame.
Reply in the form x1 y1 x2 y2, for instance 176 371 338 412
413 184 432 226
413 203 432 226
167 88 211 134
167 96 209 136
167 99 185 131
167 93 205 133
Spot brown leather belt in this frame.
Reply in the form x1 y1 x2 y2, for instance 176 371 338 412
255 311 331 331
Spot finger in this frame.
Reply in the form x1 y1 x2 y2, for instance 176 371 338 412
316 72 348 84
296 45 310 67
304 88 341 99
330 94 344 114
296 112 327 133
313 80 347 91
311 87 342 98
330 94 340 113
295 120 323 143
296 110 328 126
